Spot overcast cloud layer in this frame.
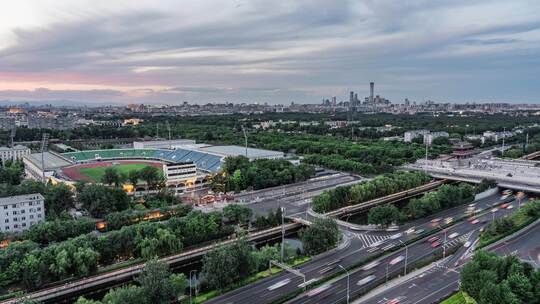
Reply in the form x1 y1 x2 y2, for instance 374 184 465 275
0 0 539 105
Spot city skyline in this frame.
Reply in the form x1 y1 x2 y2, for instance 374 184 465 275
0 0 540 104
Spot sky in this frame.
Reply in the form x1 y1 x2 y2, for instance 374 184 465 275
0 0 539 105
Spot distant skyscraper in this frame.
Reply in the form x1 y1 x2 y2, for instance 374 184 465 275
349 91 354 103
370 82 374 103
332 96 336 107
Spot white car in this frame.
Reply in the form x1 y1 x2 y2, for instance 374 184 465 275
389 233 403 240
464 241 471 248
357 275 376 286
448 232 460 239
361 261 381 271
389 255 405 265
307 284 332 297
268 279 290 291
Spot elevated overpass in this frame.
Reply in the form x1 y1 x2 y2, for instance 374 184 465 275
3 223 303 304
521 150 540 161
407 158 540 194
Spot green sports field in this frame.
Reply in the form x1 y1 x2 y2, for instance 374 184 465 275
78 163 163 183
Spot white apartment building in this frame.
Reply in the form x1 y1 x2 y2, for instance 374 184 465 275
0 145 31 166
404 129 429 142
423 131 449 145
163 162 197 182
0 193 45 233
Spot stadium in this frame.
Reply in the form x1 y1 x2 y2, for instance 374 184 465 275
22 140 284 197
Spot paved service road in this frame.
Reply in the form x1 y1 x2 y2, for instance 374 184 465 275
491 218 540 268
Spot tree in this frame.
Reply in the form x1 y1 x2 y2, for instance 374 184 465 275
223 204 253 225
300 218 341 256
136 259 176 304
127 170 140 186
368 204 400 227
139 166 160 192
75 298 102 304
201 238 256 290
102 167 120 186
169 273 188 298
45 184 75 216
78 185 130 217
102 285 145 304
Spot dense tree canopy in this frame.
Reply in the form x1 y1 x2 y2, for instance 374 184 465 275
312 171 431 213
300 218 341 255
461 251 540 304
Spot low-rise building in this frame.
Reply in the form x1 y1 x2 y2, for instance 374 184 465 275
423 131 449 145
0 145 31 165
0 193 45 233
404 129 429 142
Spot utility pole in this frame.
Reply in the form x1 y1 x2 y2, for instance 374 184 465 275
10 127 16 148
156 123 159 139
166 120 171 141
40 133 49 183
241 125 248 158
424 142 428 173
399 240 409 276
338 265 350 304
189 270 197 304
501 127 505 156
281 206 285 262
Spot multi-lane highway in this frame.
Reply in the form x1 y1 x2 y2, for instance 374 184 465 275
346 197 528 304
207 190 511 304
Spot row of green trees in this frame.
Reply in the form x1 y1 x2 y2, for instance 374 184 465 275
367 183 475 226
76 259 188 304
0 210 233 289
480 200 540 245
461 251 540 304
0 161 24 186
312 171 431 213
212 156 315 192
201 218 340 291
101 165 162 189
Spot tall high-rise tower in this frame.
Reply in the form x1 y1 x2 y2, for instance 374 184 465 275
369 82 374 103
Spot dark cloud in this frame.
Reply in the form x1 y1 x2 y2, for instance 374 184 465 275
0 0 539 103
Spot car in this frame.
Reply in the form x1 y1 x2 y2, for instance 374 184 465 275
491 208 499 213
464 241 472 248
389 233 403 240
298 278 318 288
326 258 342 266
431 241 441 248
361 261 381 271
389 255 405 265
448 232 460 239
507 205 514 209
501 203 509 209
430 218 442 223
428 236 440 243
357 275 376 286
307 284 332 297
444 217 453 224
268 279 291 291
468 203 476 207
405 227 415 234
318 266 333 274
470 219 480 224
415 229 425 234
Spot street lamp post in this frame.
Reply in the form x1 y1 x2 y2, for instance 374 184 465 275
281 206 285 262
437 225 447 259
338 265 350 304
189 270 197 304
399 240 408 276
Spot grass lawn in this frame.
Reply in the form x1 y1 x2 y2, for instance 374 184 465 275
79 163 163 183
441 292 477 304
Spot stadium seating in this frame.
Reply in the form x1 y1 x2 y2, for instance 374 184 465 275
62 148 223 172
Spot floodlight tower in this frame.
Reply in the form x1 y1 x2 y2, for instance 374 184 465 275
40 133 50 183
